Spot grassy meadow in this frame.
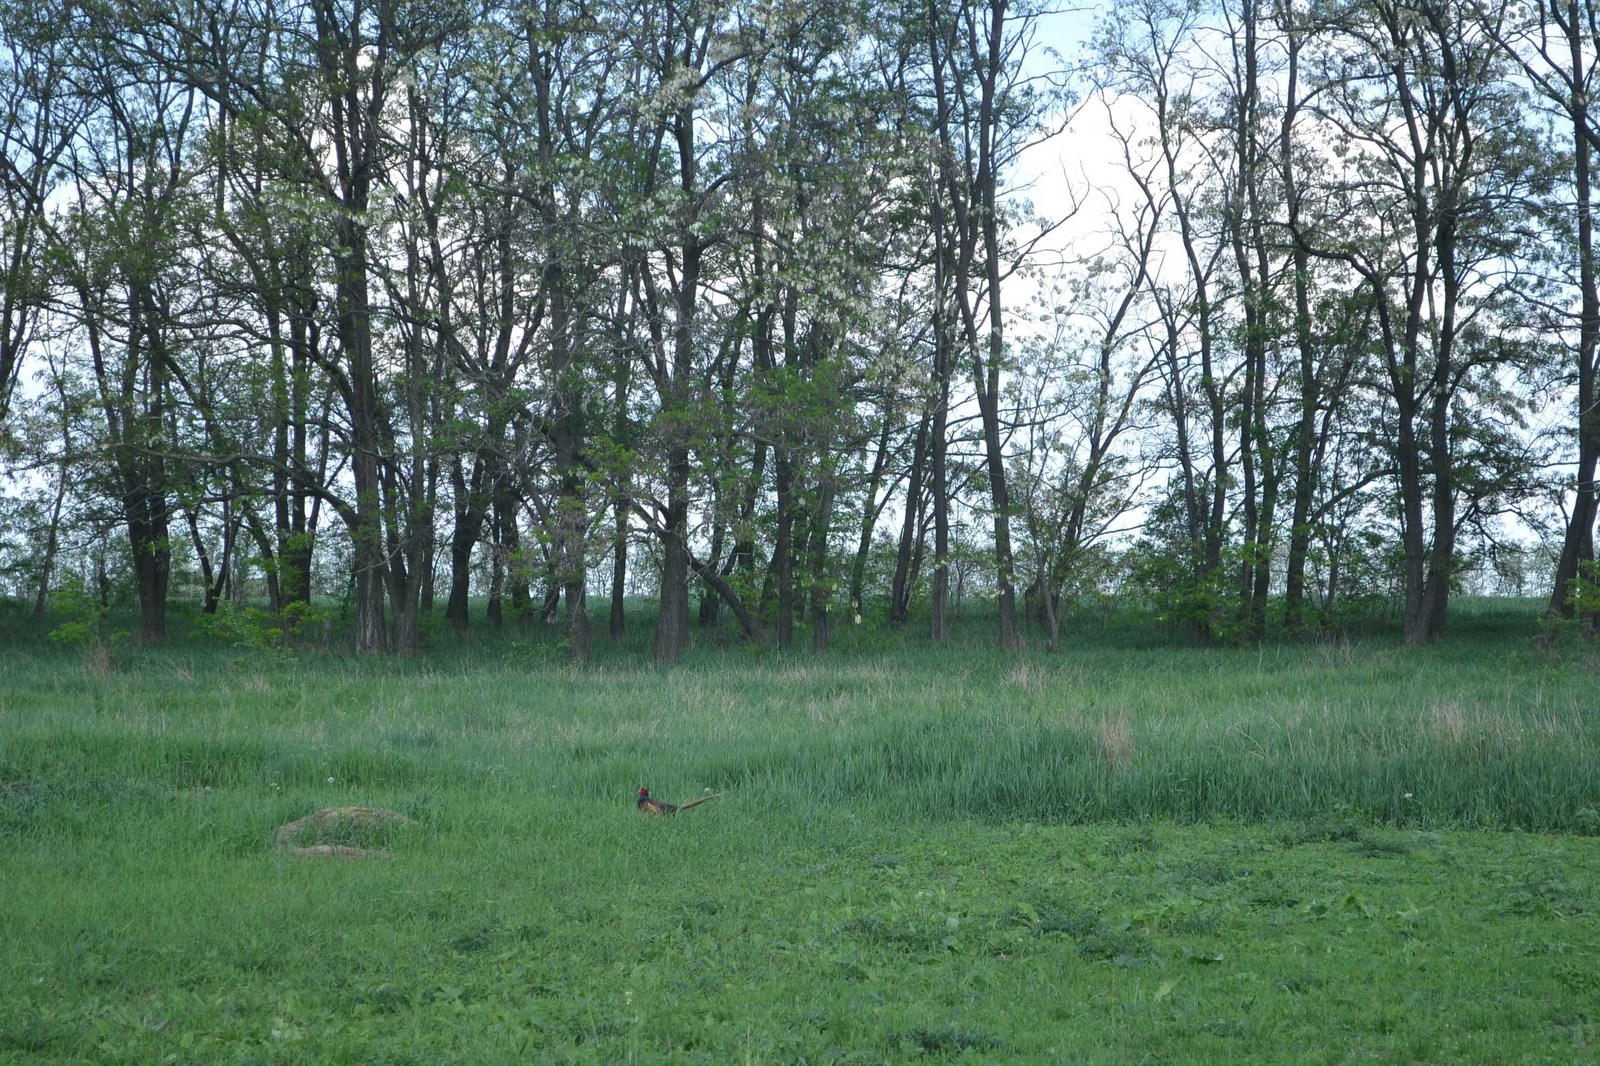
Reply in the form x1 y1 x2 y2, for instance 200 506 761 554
3 598 1600 1063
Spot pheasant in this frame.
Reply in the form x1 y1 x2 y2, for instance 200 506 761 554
637 786 720 816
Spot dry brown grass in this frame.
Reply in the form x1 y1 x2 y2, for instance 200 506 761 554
1313 633 1356 670
1095 710 1135 768
81 644 114 677
1426 701 1470 746
1005 660 1059 698
288 843 393 860
1529 712 1583 741
275 806 409 860
808 695 850 728
1418 701 1571 757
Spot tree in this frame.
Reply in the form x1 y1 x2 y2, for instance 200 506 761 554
52 3 209 641
924 0 1056 651
1480 0 1600 618
0 0 82 432
1011 278 1159 650
622 0 745 662
1096 0 1236 637
1310 0 1547 644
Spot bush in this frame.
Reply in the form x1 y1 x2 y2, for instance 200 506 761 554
191 600 332 649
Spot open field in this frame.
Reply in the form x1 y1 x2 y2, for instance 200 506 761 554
3 600 1600 1062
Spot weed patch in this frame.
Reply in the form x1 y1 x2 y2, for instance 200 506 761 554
899 1023 1008 1055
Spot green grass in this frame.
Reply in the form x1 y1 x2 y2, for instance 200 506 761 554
2 598 1600 1062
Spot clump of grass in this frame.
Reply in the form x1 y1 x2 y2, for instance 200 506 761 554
1313 633 1356 669
273 805 411 859
81 644 114 678
1276 818 1364 847
1013 902 1100 939
1095 710 1135 768
1427 700 1470 746
840 915 947 954
447 920 503 955
899 1023 1008 1054
1077 927 1152 963
1102 826 1160 856
1005 660 1044 694
1350 835 1415 858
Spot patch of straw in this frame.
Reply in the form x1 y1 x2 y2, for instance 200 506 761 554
1004 661 1043 694
289 843 392 860
1096 711 1135 769
1425 701 1469 746
82 644 114 678
275 806 409 855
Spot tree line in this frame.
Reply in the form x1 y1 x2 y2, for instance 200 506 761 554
0 0 1591 657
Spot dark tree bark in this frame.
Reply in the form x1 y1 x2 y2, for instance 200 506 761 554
889 407 931 628
808 471 837 653
643 9 719 664
610 494 629 642
848 414 895 619
58 12 197 643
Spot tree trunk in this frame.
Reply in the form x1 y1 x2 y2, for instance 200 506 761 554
610 495 628 643
128 504 170 642
32 445 69 621
1550 2 1600 617
1394 355 1429 646
487 529 505 631
501 487 531 627
654 457 693 661
1042 552 1061 654
928 0 1022 651
848 417 894 617
699 513 726 627
445 521 476 631
774 449 795 649
1282 210 1318 631
649 72 708 663
889 408 931 627
974 3 1022 653
185 506 234 615
687 545 766 641
313 0 392 655
809 471 836 653
930 349 951 644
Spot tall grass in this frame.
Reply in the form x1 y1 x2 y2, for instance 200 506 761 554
4 596 1596 835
